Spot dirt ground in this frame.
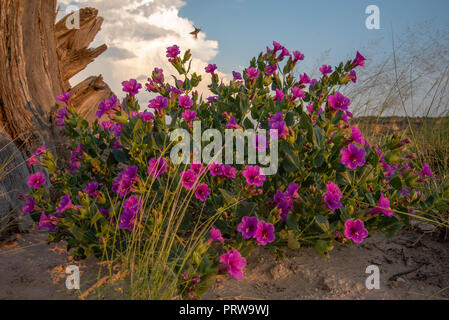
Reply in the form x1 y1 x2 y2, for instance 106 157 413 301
1 228 448 300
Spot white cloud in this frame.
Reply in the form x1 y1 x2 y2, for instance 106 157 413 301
58 0 228 105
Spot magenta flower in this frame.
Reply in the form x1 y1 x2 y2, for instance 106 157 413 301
341 144 366 170
226 116 240 129
195 183 211 202
328 92 351 111
344 219 368 244
56 92 71 104
96 96 118 118
205 64 217 74
122 79 142 96
320 65 332 76
178 95 194 109
232 71 242 80
264 65 277 76
166 45 180 58
55 108 70 126
112 166 139 197
180 169 198 190
27 172 46 189
190 162 206 176
253 134 268 152
292 87 305 99
286 183 300 199
349 126 364 145
246 67 260 80
38 211 58 231
83 181 99 197
293 50 305 62
419 162 434 178
349 70 357 83
57 194 73 214
299 73 311 84
274 88 284 101
147 157 168 179
119 196 142 232
272 41 283 52
209 162 224 177
352 51 366 68
149 96 168 111
222 164 237 178
219 249 247 280
254 221 275 246
182 109 197 122
376 193 394 217
241 165 266 187
22 197 36 215
209 226 224 243
237 216 259 239
324 181 343 211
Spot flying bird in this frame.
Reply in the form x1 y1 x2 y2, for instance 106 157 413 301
190 26 201 39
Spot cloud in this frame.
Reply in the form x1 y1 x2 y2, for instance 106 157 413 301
57 0 228 105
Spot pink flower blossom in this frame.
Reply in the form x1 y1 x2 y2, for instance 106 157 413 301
246 67 260 80
22 197 36 215
274 88 284 101
222 164 237 178
209 226 224 243
178 95 194 109
57 194 73 214
241 165 266 187
340 144 366 170
209 162 223 177
122 79 142 96
38 211 58 231
205 64 217 74
195 183 211 202
180 169 198 190
147 158 168 178
166 45 180 58
344 219 368 244
352 51 366 68
237 216 259 239
419 162 434 178
56 92 71 104
149 96 168 111
219 249 246 280
324 181 343 211
320 65 332 76
328 92 351 111
182 109 197 122
254 221 275 246
27 172 46 189
293 50 304 62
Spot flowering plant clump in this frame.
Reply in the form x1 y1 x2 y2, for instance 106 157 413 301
23 42 448 299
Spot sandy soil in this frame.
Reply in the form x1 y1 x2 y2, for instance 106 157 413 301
1 229 448 300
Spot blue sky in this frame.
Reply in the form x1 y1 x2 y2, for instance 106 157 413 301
179 0 449 74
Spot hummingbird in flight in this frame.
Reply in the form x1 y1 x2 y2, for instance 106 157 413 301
190 26 201 39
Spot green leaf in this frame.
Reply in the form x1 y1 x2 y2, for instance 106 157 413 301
219 188 236 205
287 230 300 249
111 149 129 163
390 176 402 190
313 240 334 258
315 215 330 233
